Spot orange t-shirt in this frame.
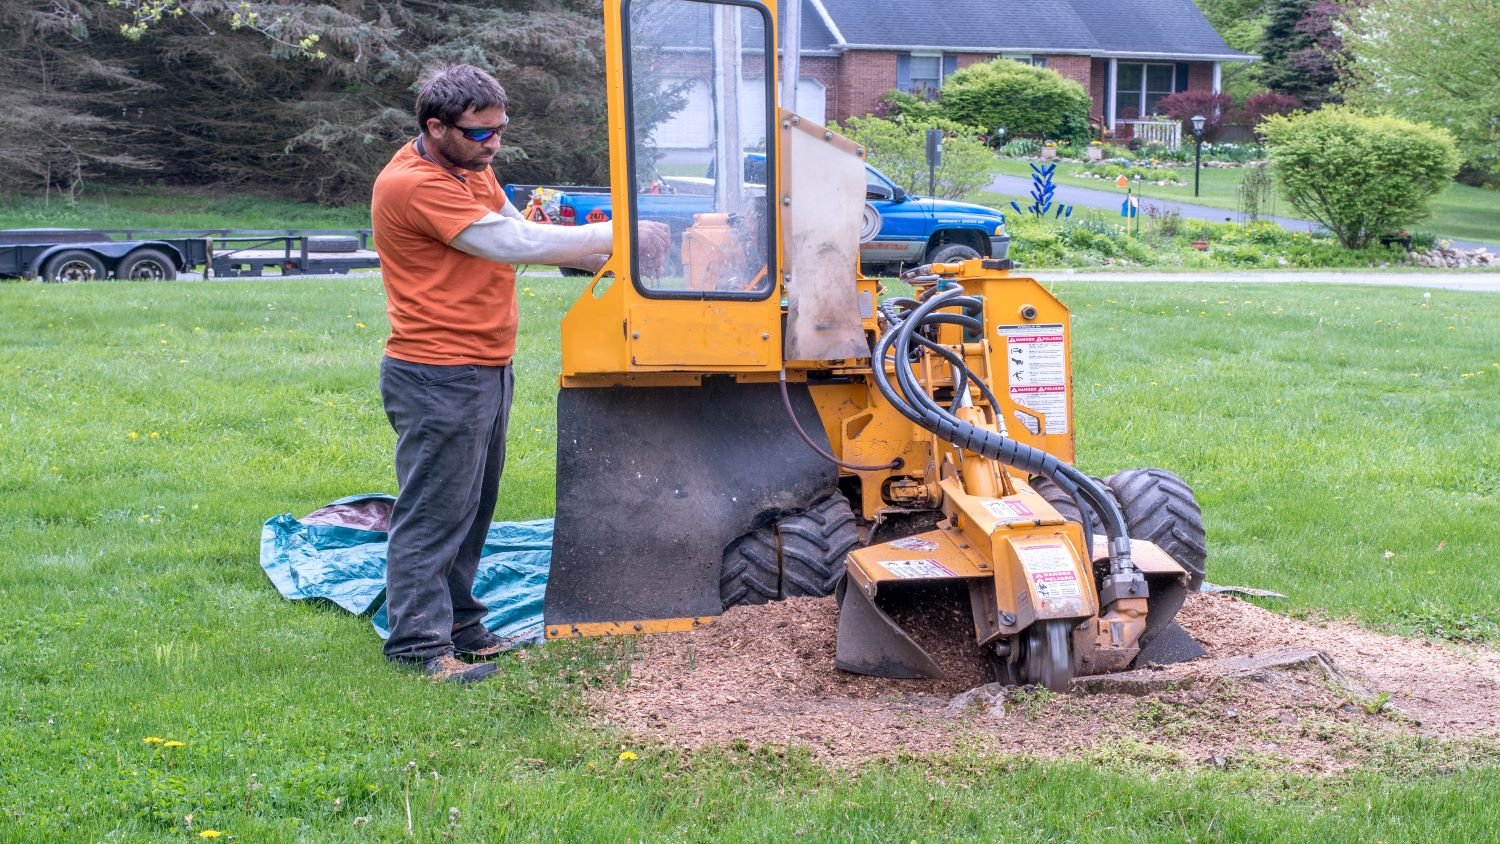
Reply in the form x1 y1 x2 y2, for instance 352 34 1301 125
371 139 519 366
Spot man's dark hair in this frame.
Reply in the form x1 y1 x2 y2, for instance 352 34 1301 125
415 64 509 134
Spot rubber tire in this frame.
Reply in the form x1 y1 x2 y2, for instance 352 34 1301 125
1106 467 1208 590
778 496 859 598
1029 474 1119 537
306 235 359 254
719 496 859 608
43 250 106 283
720 526 780 608
115 248 177 281
926 242 981 265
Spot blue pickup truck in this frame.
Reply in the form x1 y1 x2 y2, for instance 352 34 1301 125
505 160 1009 276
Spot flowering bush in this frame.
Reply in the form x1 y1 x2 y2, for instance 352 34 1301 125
1240 92 1304 127
1155 90 1237 142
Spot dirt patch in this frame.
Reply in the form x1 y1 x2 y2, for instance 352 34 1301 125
589 593 1500 770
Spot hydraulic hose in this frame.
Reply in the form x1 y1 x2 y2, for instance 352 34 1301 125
872 286 1139 580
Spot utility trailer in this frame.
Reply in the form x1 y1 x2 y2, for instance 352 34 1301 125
207 230 381 277
0 228 210 281
0 228 382 281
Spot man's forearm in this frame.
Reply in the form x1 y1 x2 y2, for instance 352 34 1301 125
450 213 613 266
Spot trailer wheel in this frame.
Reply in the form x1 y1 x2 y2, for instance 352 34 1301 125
1106 468 1207 590
778 496 859 598
719 526 781 608
43 250 106 283
306 235 359 253
116 248 177 281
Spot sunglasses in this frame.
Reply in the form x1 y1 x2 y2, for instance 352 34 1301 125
450 117 510 143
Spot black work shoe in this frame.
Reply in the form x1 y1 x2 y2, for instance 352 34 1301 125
409 654 498 684
454 631 507 661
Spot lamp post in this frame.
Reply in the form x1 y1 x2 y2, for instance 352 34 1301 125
1190 114 1206 197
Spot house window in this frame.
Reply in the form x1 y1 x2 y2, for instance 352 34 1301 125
1114 63 1176 119
909 53 943 96
1002 53 1047 68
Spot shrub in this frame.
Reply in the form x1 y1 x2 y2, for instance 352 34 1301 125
1260 107 1461 248
938 60 1092 149
877 90 944 123
1000 138 1041 157
1155 90 1237 142
1239 91 1304 126
832 115 993 199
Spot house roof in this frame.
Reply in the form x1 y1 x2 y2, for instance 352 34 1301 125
799 0 1257 62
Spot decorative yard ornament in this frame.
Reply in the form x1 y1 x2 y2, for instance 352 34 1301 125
1009 162 1073 219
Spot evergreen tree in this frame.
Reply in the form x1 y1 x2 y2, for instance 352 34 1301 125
1257 0 1350 106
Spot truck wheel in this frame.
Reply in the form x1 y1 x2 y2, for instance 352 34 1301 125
778 496 859 598
306 235 359 253
115 248 177 281
720 526 780 608
927 242 981 265
43 250 106 283
1105 468 1207 590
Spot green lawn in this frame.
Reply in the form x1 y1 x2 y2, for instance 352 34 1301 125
988 158 1500 245
2 276 1498 841
0 188 372 232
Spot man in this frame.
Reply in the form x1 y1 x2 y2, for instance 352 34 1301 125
371 64 661 683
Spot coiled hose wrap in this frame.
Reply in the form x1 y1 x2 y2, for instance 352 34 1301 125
872 285 1139 580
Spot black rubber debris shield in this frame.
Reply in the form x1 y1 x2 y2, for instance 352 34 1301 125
545 379 838 629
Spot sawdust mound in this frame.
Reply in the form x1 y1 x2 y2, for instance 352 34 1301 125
591 593 1500 770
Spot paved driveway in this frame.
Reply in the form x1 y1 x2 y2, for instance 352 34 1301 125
987 173 1500 254
1026 269 1500 293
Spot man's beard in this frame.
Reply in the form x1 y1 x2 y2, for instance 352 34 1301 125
436 134 493 172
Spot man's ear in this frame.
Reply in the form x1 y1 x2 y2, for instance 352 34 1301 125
423 117 446 138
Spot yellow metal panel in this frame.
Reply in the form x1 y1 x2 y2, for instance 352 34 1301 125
846 528 989 585
628 302 774 367
546 616 715 639
964 272 1077 463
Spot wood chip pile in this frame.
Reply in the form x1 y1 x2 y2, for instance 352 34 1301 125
589 593 1500 770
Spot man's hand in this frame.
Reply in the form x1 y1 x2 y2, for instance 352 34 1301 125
636 220 672 277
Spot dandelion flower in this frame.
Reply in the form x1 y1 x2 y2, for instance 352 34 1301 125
128 432 139 440
143 736 164 744
356 323 366 329
198 831 222 839
164 740 186 748
618 750 638 761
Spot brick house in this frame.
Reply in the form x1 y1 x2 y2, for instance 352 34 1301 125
788 0 1257 135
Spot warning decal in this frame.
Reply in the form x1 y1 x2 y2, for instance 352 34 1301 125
996 323 1069 435
984 498 1037 522
888 536 940 552
1016 543 1081 599
879 558 958 580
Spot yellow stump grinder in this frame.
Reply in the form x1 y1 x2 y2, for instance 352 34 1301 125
542 0 1208 691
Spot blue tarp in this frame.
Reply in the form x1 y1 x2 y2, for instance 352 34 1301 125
259 494 550 650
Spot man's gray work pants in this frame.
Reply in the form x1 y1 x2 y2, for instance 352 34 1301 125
378 357 513 662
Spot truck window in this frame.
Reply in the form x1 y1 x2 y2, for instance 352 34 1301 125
624 0 776 299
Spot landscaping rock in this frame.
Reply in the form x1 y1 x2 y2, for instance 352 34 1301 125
1408 246 1496 268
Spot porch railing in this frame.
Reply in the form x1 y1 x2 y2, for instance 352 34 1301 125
1116 119 1182 150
